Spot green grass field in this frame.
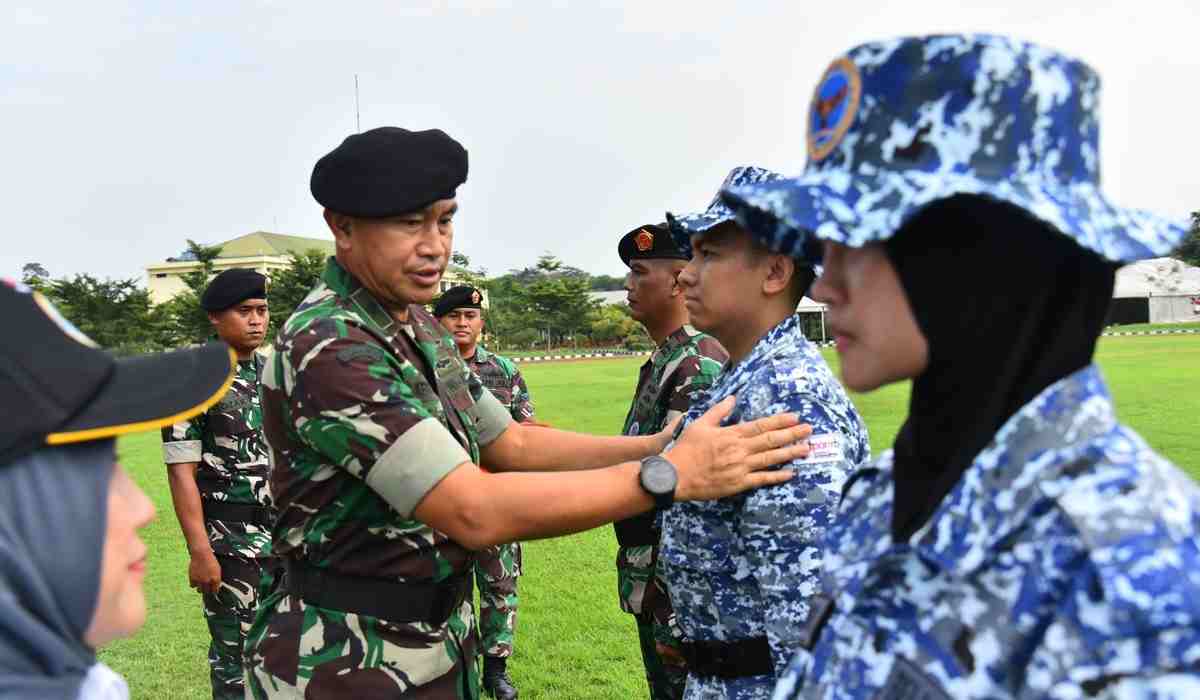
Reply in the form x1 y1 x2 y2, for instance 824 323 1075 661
100 335 1200 698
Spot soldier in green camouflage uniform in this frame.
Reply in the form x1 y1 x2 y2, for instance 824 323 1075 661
161 268 276 700
615 224 728 700
245 127 812 700
435 284 533 700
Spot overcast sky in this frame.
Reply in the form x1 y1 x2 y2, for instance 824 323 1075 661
3 1 1198 283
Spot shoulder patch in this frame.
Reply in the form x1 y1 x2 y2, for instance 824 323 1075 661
805 432 845 464
336 344 386 366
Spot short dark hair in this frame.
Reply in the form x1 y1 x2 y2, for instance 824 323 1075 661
746 235 814 306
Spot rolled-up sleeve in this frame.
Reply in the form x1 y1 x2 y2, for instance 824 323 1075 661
161 418 204 463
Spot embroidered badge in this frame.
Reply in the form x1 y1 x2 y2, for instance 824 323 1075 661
336 344 385 366
805 432 845 464
471 289 481 304
635 229 655 252
807 56 862 163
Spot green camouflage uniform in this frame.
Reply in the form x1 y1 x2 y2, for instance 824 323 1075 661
246 258 514 700
464 346 533 660
161 355 275 700
616 327 726 700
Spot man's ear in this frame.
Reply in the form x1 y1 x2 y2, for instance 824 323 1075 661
207 311 220 328
324 209 353 251
762 254 795 299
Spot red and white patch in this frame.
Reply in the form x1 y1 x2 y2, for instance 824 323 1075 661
805 432 845 464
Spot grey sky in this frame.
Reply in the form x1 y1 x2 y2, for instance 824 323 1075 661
3 0 1197 283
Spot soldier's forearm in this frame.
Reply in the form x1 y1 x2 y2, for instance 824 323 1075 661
414 461 655 548
480 423 661 473
165 463 213 554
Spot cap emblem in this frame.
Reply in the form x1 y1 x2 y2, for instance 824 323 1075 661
635 230 654 252
807 57 862 163
471 290 481 304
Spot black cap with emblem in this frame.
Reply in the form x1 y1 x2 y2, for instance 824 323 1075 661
618 223 688 267
201 268 267 312
0 280 236 467
311 126 469 218
432 285 483 318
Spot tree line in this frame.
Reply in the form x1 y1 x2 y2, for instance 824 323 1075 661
21 245 646 355
30 215 1195 356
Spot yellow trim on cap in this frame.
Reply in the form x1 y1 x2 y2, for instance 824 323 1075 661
44 347 239 445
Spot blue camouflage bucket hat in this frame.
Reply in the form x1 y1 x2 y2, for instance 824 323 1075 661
720 34 1187 263
665 166 798 259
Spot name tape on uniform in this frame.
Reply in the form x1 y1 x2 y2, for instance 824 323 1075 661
805 433 845 464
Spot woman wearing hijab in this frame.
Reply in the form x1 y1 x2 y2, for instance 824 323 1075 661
0 280 236 699
723 35 1200 699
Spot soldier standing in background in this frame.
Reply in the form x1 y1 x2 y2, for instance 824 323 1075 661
435 284 531 700
616 223 728 700
161 268 276 700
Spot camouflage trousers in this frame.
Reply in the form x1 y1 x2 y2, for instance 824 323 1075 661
199 554 273 700
245 575 480 699
617 545 686 700
474 541 521 658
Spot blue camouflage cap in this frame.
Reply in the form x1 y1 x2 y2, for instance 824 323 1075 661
666 166 787 258
720 34 1187 263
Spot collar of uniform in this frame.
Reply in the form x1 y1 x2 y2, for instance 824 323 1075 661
908 363 1118 575
322 257 440 345
471 345 491 364
652 325 693 360
703 314 803 399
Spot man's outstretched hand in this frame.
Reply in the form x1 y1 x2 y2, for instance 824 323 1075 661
665 395 811 501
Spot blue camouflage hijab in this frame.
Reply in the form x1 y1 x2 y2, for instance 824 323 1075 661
0 440 114 698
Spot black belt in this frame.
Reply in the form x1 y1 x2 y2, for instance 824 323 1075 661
284 560 472 625
680 637 773 679
202 501 273 527
613 511 659 547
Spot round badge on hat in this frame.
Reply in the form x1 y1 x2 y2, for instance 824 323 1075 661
808 57 862 163
618 223 687 267
470 289 481 304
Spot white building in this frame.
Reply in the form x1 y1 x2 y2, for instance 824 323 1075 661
1110 258 1200 324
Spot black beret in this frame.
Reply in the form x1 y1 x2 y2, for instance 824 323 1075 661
201 268 267 312
311 127 469 218
618 223 688 267
432 285 483 318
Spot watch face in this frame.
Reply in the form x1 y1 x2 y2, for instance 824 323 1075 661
641 456 677 495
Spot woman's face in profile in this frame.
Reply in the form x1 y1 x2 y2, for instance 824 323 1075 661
811 241 929 392
84 462 155 649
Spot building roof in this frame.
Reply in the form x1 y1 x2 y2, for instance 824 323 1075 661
589 290 628 305
1113 257 1200 298
213 231 334 258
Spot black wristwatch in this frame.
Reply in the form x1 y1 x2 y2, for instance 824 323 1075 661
639 455 678 510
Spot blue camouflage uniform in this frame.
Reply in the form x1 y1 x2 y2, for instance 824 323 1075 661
717 33 1199 700
770 366 1200 700
658 314 869 700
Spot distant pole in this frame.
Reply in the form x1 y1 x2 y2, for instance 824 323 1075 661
354 74 361 133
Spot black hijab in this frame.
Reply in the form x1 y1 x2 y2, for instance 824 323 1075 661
0 440 114 698
884 195 1117 542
